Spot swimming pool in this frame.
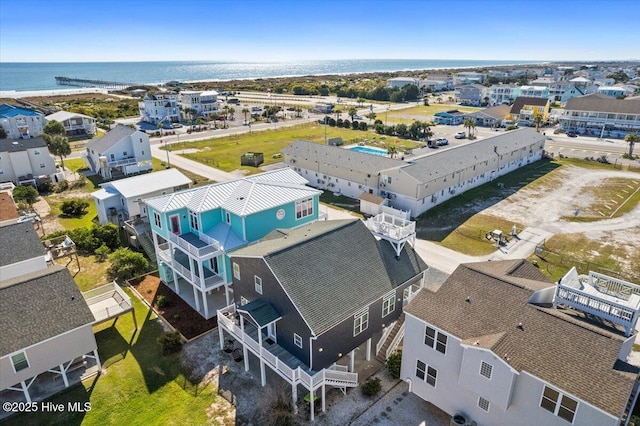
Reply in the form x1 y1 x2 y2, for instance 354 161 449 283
348 146 389 156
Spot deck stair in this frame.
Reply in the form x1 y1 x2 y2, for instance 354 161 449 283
376 313 405 363
137 231 157 263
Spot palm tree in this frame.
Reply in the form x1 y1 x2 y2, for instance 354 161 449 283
228 107 236 121
387 145 398 158
625 133 638 158
294 107 303 118
157 122 164 136
242 108 250 124
533 114 544 133
348 107 357 122
45 134 71 171
463 118 476 137
334 108 342 122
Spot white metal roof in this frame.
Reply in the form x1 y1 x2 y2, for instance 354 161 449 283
144 168 319 216
102 168 191 199
91 188 118 201
46 110 94 121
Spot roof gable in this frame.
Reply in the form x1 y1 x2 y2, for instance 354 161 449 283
86 124 137 153
510 96 549 113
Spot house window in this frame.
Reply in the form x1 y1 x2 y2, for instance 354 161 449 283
233 262 240 280
189 211 199 231
123 151 127 156
382 291 395 317
295 197 314 220
34 150 40 155
254 275 263 295
225 212 231 224
480 361 493 379
294 333 303 348
478 397 490 412
40 163 45 168
153 212 162 228
110 154 115 160
425 325 447 354
11 352 29 372
142 150 145 155
353 308 369 336
415 360 437 387
240 296 249 306
541 386 577 423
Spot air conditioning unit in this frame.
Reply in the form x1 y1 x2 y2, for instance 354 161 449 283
328 183 335 188
388 193 396 199
380 190 388 197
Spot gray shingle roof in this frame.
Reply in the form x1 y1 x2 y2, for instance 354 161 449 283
237 299 282 327
86 124 136 153
232 220 427 335
464 104 511 120
282 140 405 175
405 259 636 417
0 266 95 356
564 93 640 114
0 222 46 266
0 137 48 153
402 128 545 183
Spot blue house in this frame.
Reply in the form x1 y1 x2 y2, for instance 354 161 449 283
144 168 323 318
433 110 465 125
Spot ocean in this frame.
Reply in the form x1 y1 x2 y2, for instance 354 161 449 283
0 59 545 93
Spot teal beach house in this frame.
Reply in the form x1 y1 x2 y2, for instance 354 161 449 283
143 169 323 318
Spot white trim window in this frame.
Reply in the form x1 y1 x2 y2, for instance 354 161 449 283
293 333 303 348
424 325 448 354
353 308 369 336
415 359 437 387
540 386 578 423
480 361 493 379
254 275 263 295
240 296 249 306
295 197 314 220
225 212 231 224
233 262 240 280
189 210 199 232
478 396 490 412
382 291 395 317
11 351 29 372
153 212 162 229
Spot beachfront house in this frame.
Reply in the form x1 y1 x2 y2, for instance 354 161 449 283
0 138 62 186
0 104 46 140
218 218 426 419
143 168 324 319
402 259 640 426
559 93 640 138
138 93 180 125
178 90 220 120
92 168 191 226
84 125 152 180
45 111 97 138
283 128 545 218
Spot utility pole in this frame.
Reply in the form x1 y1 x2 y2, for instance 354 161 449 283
324 115 328 144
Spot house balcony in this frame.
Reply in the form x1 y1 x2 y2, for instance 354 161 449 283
107 157 137 167
365 212 415 242
554 267 640 337
168 230 223 258
82 282 134 325
160 245 225 290
123 216 150 237
217 304 358 391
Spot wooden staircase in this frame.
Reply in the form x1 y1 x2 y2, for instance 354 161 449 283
376 313 405 363
137 231 157 263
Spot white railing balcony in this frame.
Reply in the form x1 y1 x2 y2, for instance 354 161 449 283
172 260 194 283
157 242 172 263
203 273 225 289
83 282 133 324
108 157 137 167
365 212 416 241
168 232 221 258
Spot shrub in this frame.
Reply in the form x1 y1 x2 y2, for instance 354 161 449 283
61 199 90 216
38 180 54 194
55 180 69 192
94 244 111 262
157 331 182 355
358 121 368 131
505 125 518 131
13 185 39 206
386 350 402 379
157 294 168 308
92 222 120 250
361 376 382 397
108 248 149 280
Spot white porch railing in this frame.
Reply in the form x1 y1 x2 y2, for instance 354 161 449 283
217 305 358 391
365 212 416 241
107 157 137 167
83 282 133 323
376 322 396 355
386 325 405 359
169 232 220 258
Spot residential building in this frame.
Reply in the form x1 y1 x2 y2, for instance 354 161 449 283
283 128 545 218
508 96 550 124
0 138 61 186
0 104 46 140
433 109 466 125
178 90 220 120
138 93 180 124
218 218 426 419
402 260 640 426
559 93 640 138
455 84 489 106
421 79 454 92
488 85 520 106
143 168 324 319
45 111 97 137
559 84 587 106
597 86 627 98
92 168 191 225
455 72 487 84
518 85 550 99
387 77 422 90
0 221 48 281
463 105 510 127
84 125 152 180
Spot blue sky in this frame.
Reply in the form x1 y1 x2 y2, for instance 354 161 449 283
1 0 638 62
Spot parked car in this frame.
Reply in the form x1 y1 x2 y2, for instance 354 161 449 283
567 131 578 137
171 123 183 129
436 138 449 146
354 115 363 120
454 131 466 139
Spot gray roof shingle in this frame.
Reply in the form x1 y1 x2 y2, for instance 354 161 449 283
405 259 636 417
86 124 136 154
564 93 640 114
0 266 95 356
0 137 48 153
282 140 405 175
232 220 427 335
0 222 46 266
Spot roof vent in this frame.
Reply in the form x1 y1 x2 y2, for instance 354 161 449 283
466 296 471 303
503 353 511 362
517 322 524 330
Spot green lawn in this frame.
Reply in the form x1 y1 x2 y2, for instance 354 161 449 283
63 158 88 173
5 292 220 426
439 214 523 256
73 255 113 292
150 158 211 186
165 122 419 173
47 196 98 230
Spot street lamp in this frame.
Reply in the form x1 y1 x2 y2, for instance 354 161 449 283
162 139 171 168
